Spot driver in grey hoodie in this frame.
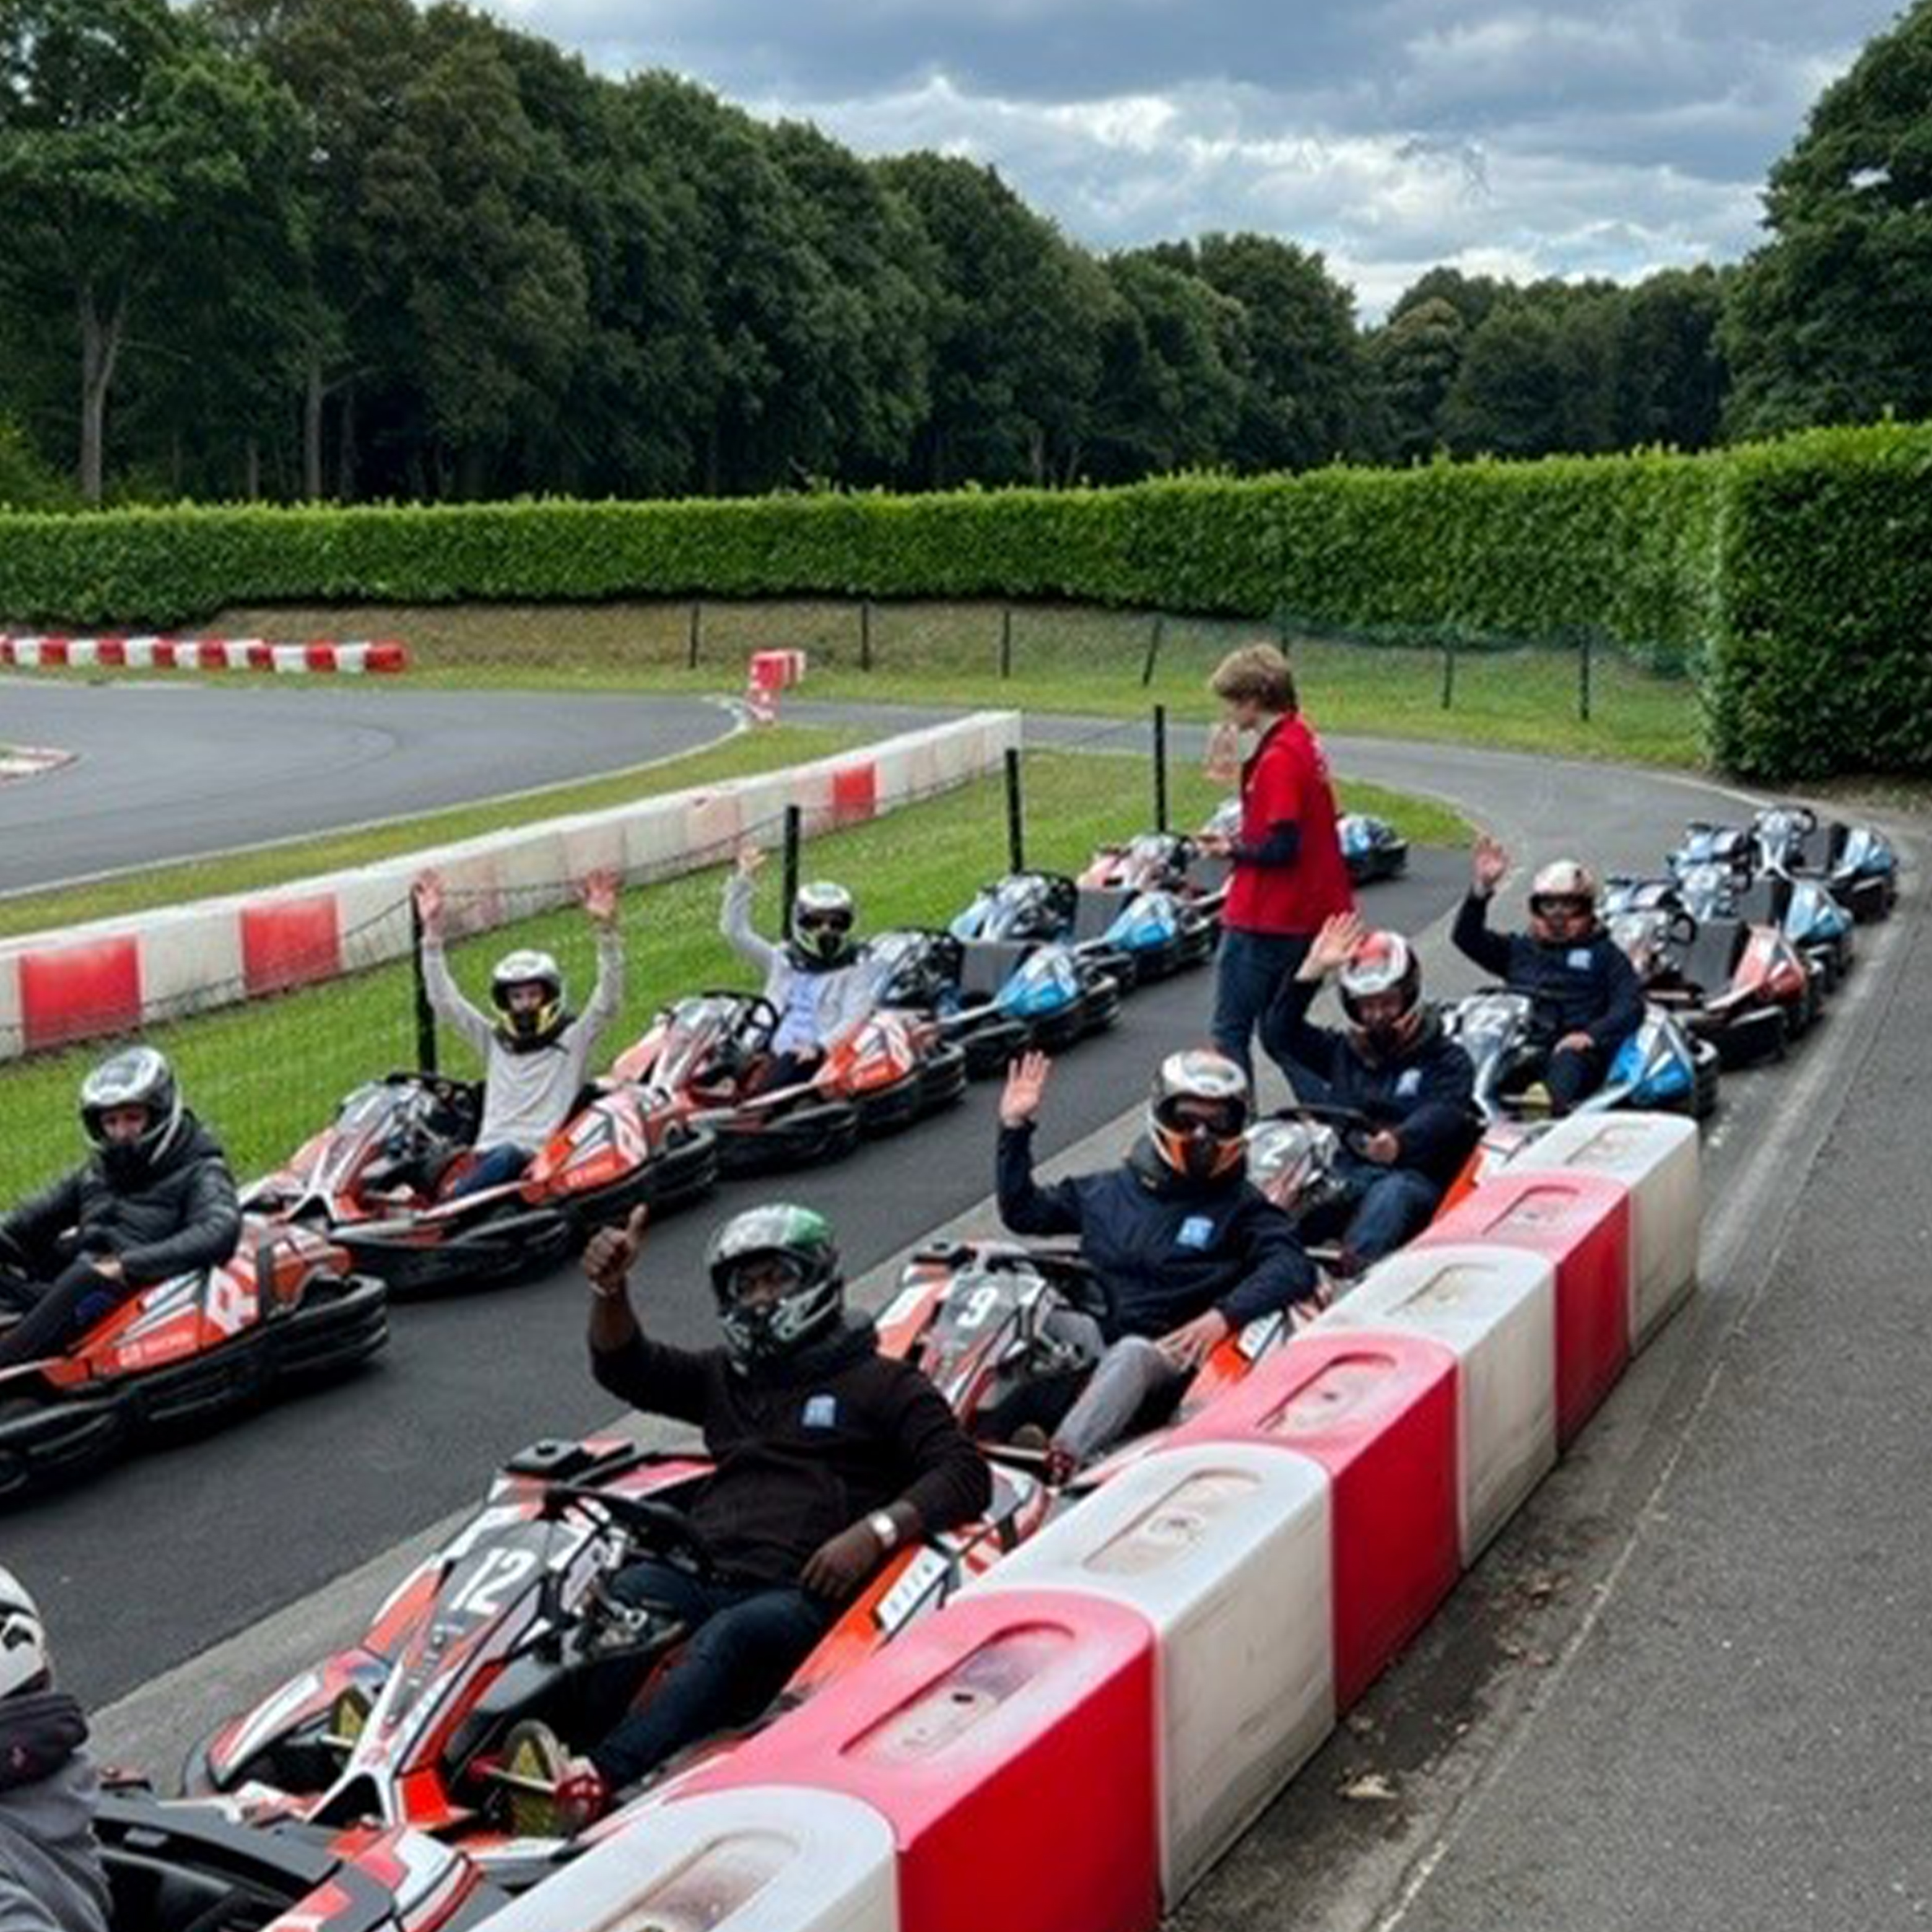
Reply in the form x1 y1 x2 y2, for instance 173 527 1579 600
0 1565 110 1932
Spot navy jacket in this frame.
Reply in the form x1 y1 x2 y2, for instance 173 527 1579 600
1271 980 1481 1187
996 1125 1318 1338
1452 894 1644 1053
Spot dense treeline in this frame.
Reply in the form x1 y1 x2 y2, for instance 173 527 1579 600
1 0 1926 505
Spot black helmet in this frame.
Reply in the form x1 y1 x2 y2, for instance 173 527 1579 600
80 1046 183 1183
705 1203 845 1368
1145 1049 1251 1183
490 949 567 1050
790 882 857 968
1338 929 1424 1058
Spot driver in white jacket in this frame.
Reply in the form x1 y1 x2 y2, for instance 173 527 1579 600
721 846 885 1091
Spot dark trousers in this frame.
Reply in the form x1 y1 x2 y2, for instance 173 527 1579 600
1545 1041 1608 1115
0 1258 132 1368
1212 929 1314 1087
755 1050 823 1094
1300 1159 1445 1267
590 1558 834 1788
443 1142 533 1199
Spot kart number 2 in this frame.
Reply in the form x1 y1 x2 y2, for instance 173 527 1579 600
448 1547 539 1619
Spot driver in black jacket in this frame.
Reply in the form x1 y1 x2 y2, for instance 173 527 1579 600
500 1200 990 1836
0 1047 240 1371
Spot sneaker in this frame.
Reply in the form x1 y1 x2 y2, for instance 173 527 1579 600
498 1720 610 1839
1007 1424 1051 1454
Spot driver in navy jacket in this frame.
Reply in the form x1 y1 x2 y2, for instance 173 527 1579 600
1452 837 1643 1115
995 1048 1318 1480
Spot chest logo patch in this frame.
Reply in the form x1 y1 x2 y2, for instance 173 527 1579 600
1396 1068 1422 1097
1177 1214 1217 1251
1567 947 1594 970
801 1393 838 1429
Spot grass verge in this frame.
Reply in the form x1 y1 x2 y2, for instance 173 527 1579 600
0 749 1468 1200
202 598 1705 769
0 724 866 942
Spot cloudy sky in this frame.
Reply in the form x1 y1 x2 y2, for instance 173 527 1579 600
485 0 1901 316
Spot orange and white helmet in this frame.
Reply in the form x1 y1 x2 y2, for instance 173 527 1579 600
1146 1050 1251 1183
1338 929 1424 1054
0 1565 50 1700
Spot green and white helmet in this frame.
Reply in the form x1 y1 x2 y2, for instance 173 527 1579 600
705 1203 845 1367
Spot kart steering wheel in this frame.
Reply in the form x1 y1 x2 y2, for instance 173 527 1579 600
1269 1102 1384 1158
546 1484 715 1575
1666 908 1698 949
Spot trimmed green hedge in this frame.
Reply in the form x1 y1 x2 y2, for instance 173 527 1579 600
0 426 1925 778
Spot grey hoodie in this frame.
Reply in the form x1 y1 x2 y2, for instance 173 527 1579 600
0 1693 109 1932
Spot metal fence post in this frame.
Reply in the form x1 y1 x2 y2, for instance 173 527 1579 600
1004 747 1025 874
1440 638 1456 710
859 599 873 672
781 806 802 940
1141 612 1165 688
1578 629 1594 723
999 605 1014 679
1153 703 1170 832
687 599 701 669
410 900 438 1073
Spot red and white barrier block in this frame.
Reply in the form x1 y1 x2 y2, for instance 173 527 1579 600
0 636 406 674
746 648 808 724
685 1592 1161 1932
476 1787 900 1932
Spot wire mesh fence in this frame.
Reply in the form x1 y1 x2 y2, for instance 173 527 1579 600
0 717 1206 1204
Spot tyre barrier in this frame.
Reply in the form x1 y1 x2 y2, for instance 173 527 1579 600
0 636 406 673
472 1111 1695 1932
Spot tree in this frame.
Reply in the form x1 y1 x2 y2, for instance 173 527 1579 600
1724 0 1932 435
0 0 305 499
1149 233 1368 470
1369 295 1466 460
1438 300 1569 457
1617 266 1726 449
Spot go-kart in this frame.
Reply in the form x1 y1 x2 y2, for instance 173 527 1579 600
0 1218 386 1502
1340 812 1410 884
185 1430 1045 1892
95 1784 500 1932
1079 830 1232 924
1615 877 1824 1058
1751 803 1897 923
611 991 965 1174
951 869 1210 988
870 927 1121 1061
878 1240 1315 1462
245 1073 718 1294
1443 988 1720 1125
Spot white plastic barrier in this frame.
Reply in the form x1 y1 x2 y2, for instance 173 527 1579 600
1505 1112 1701 1347
967 1442 1333 1903
475 1787 899 1932
1313 1246 1557 1563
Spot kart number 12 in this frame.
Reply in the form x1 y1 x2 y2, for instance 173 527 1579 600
448 1547 539 1619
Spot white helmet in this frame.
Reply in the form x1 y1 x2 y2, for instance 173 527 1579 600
0 1565 50 1699
490 949 567 1050
1529 859 1598 909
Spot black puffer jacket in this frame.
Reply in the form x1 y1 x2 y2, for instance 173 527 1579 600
0 1113 241 1286
1452 894 1644 1053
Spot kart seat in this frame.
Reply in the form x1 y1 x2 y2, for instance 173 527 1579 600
1731 877 1787 926
1679 916 1746 999
959 941 1033 1000
1073 887 1131 940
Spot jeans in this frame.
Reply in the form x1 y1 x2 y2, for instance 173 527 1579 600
443 1142 533 1200
1053 1335 1188 1468
1299 1158 1443 1268
590 1559 835 1787
0 1257 133 1368
1544 1041 1607 1115
1212 930 1313 1088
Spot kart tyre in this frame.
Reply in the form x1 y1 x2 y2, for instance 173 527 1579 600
715 1100 861 1176
1077 972 1124 1036
640 1125 721 1216
916 1043 970 1114
271 1272 391 1383
1031 1002 1086 1054
962 1020 1029 1079
0 1391 126 1503
1689 1038 1722 1120
856 1071 925 1138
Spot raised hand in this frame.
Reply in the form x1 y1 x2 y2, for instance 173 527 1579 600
999 1050 1052 1128
1471 834 1510 897
412 869 445 937
735 842 766 879
581 868 620 926
1305 910 1367 978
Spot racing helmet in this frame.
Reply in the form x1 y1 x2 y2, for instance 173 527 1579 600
0 1565 50 1700
791 881 857 967
490 949 567 1050
1339 929 1424 1056
1146 1049 1251 1183
1528 859 1599 939
705 1203 845 1368
79 1045 183 1181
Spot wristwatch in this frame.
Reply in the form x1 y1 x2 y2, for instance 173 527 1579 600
867 1509 901 1551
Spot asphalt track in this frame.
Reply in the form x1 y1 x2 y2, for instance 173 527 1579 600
0 680 734 892
5 701 1921 1930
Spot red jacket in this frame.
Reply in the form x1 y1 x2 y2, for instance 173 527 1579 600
1223 714 1354 935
